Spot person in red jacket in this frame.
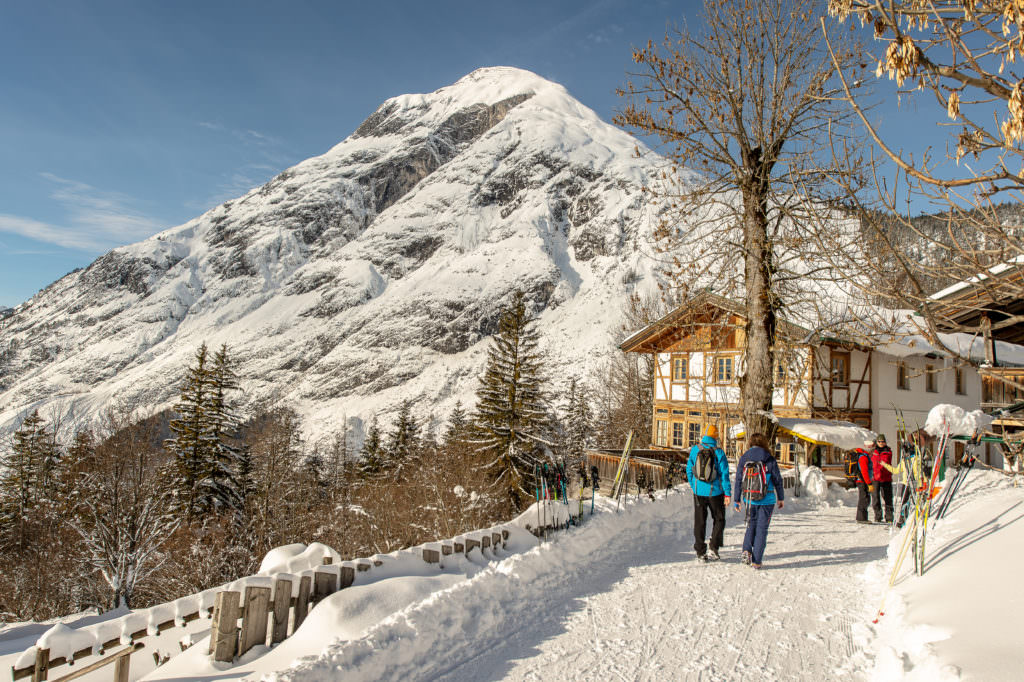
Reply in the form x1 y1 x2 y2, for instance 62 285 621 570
854 440 874 524
871 434 894 523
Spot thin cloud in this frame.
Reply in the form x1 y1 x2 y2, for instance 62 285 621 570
0 174 167 252
198 120 280 146
192 121 294 211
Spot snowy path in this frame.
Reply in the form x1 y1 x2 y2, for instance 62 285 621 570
262 488 887 682
437 496 884 682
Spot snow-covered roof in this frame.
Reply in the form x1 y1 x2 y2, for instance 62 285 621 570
928 255 1024 302
731 418 876 450
620 292 1024 367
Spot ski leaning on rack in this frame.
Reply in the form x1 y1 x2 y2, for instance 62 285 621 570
610 430 635 511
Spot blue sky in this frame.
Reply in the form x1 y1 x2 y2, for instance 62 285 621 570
0 0 942 308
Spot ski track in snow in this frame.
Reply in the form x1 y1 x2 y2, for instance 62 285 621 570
271 490 888 682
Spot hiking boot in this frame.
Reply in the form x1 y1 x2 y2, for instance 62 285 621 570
751 563 762 570
742 551 752 565
707 550 720 562
696 553 708 562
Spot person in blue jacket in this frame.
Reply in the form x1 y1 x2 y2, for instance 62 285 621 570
687 424 731 562
732 432 785 569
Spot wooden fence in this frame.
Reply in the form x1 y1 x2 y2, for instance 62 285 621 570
11 531 511 681
586 450 683 495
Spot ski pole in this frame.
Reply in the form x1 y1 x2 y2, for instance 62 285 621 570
537 464 544 537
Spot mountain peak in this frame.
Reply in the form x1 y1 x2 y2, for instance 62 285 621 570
0 69 663 443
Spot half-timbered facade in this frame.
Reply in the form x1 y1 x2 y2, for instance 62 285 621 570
620 293 1002 465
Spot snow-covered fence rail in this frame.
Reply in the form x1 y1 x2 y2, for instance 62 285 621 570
9 526 515 681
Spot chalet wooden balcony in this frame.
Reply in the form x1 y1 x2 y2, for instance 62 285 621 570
981 368 1024 409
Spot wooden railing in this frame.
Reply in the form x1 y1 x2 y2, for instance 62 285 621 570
11 530 513 681
50 644 143 682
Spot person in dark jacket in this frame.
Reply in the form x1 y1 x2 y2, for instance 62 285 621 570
871 434 894 523
732 433 785 569
854 440 875 523
687 425 731 562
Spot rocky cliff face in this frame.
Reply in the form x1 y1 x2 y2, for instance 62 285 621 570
0 67 668 440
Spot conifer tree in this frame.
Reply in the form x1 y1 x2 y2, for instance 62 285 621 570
166 343 243 520
564 377 593 471
359 416 385 477
204 344 242 514
0 411 56 549
167 343 211 521
444 401 469 447
473 291 550 511
387 399 420 474
233 444 256 529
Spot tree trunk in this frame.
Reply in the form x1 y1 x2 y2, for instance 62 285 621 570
739 149 779 446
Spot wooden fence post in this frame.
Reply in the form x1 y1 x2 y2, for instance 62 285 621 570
209 591 240 663
31 648 48 682
322 557 333 565
422 548 440 564
293 575 312 633
271 578 292 645
491 532 502 548
112 652 130 682
339 565 355 589
238 586 271 657
466 538 480 553
313 570 337 603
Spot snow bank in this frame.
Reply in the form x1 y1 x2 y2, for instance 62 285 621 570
267 493 672 682
800 465 829 499
258 542 340 575
923 404 993 437
865 471 1024 680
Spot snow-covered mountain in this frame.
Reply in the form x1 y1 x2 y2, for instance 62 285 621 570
0 67 668 441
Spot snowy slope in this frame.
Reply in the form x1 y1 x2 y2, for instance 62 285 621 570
0 67 669 440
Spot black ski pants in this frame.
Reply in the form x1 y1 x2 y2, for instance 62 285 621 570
693 494 726 556
856 481 871 522
871 481 894 523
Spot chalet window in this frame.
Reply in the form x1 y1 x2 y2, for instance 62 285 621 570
897 361 909 390
672 409 686 415
655 420 668 446
830 351 850 387
672 356 688 381
955 365 965 395
926 364 937 393
688 422 702 447
672 422 685 448
714 356 734 384
656 408 669 414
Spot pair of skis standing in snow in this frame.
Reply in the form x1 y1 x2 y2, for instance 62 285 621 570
687 426 785 569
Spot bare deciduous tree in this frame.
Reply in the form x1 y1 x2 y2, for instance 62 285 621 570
823 1 1024 396
617 0 869 438
72 406 178 609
